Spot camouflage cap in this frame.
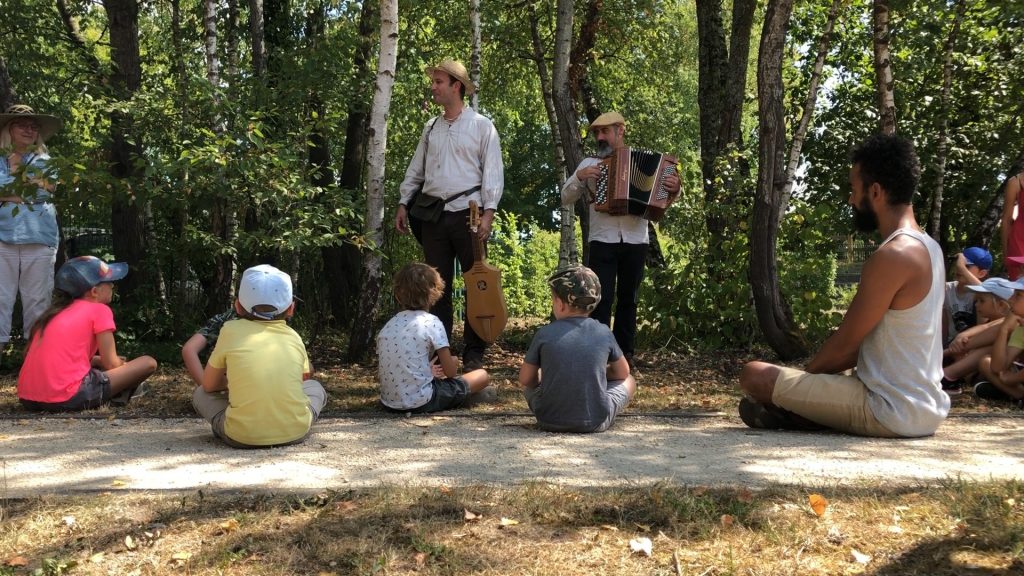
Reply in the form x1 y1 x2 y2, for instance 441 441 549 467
547 265 602 312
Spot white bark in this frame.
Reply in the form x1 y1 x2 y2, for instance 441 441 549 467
470 0 481 110
347 0 398 360
873 0 897 135
366 0 398 255
778 0 841 226
204 0 219 86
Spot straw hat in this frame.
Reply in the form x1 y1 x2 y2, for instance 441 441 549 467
0 104 62 140
425 59 476 96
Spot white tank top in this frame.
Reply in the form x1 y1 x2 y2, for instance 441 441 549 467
858 227 950 437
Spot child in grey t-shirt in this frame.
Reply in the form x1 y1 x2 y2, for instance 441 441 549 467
519 265 636 432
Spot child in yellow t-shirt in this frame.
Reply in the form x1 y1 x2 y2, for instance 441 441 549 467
191 265 327 447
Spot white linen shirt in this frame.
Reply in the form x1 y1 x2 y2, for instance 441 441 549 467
561 156 649 244
399 108 504 212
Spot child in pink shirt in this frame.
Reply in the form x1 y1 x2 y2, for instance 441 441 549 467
17 256 157 411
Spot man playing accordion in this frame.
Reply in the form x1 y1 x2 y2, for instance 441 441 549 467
560 112 681 367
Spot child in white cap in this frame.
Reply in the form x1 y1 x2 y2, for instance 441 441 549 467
192 264 327 447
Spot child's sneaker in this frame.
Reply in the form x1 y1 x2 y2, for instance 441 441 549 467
940 377 962 397
973 380 1010 401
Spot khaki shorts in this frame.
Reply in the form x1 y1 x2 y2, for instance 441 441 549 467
772 367 899 438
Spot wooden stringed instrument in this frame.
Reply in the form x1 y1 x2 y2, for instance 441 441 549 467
463 201 508 343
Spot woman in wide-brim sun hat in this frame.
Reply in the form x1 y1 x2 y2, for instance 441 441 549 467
0 104 63 353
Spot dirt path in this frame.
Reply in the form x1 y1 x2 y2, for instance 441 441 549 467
3 413 1022 497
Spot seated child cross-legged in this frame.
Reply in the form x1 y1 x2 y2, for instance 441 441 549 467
181 307 238 386
975 280 1024 406
519 265 636 433
17 256 158 411
192 264 327 448
377 263 490 413
940 277 1016 395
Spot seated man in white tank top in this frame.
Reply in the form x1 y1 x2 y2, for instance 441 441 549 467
738 134 950 438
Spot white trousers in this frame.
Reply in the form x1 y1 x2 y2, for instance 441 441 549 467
0 242 56 343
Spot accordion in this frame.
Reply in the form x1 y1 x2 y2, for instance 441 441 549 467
592 148 679 222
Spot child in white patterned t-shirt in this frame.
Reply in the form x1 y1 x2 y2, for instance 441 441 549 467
376 263 489 413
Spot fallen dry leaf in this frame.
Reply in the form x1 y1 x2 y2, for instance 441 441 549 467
720 514 735 528
1006 498 1017 507
3 556 29 567
464 509 481 522
737 488 754 503
124 535 137 550
171 552 193 562
599 525 618 531
629 537 653 557
634 523 651 532
809 494 828 517
219 518 240 533
498 517 519 528
89 552 105 563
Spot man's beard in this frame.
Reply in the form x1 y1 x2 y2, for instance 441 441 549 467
852 198 878 232
595 140 614 158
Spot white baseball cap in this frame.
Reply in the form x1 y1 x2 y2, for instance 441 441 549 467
238 264 293 320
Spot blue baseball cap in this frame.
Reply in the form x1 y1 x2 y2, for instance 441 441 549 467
963 247 993 270
967 277 1016 301
55 256 128 297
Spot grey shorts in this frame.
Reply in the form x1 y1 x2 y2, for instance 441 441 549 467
20 369 111 412
526 379 631 433
383 377 470 414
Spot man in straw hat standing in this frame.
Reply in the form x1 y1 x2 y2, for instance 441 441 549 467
0 104 63 359
395 59 504 370
561 112 680 368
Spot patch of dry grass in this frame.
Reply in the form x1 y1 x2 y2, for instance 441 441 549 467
2 481 1022 575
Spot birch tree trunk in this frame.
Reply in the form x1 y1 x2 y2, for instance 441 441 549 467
873 0 897 135
470 0 481 111
347 0 398 361
226 0 240 80
751 0 807 360
552 0 586 264
201 0 235 315
527 3 576 266
927 0 966 240
777 0 842 226
250 0 266 77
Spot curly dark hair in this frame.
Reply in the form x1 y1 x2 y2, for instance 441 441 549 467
850 134 920 205
394 262 445 311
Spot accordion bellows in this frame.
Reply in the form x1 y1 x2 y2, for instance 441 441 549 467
593 147 680 222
